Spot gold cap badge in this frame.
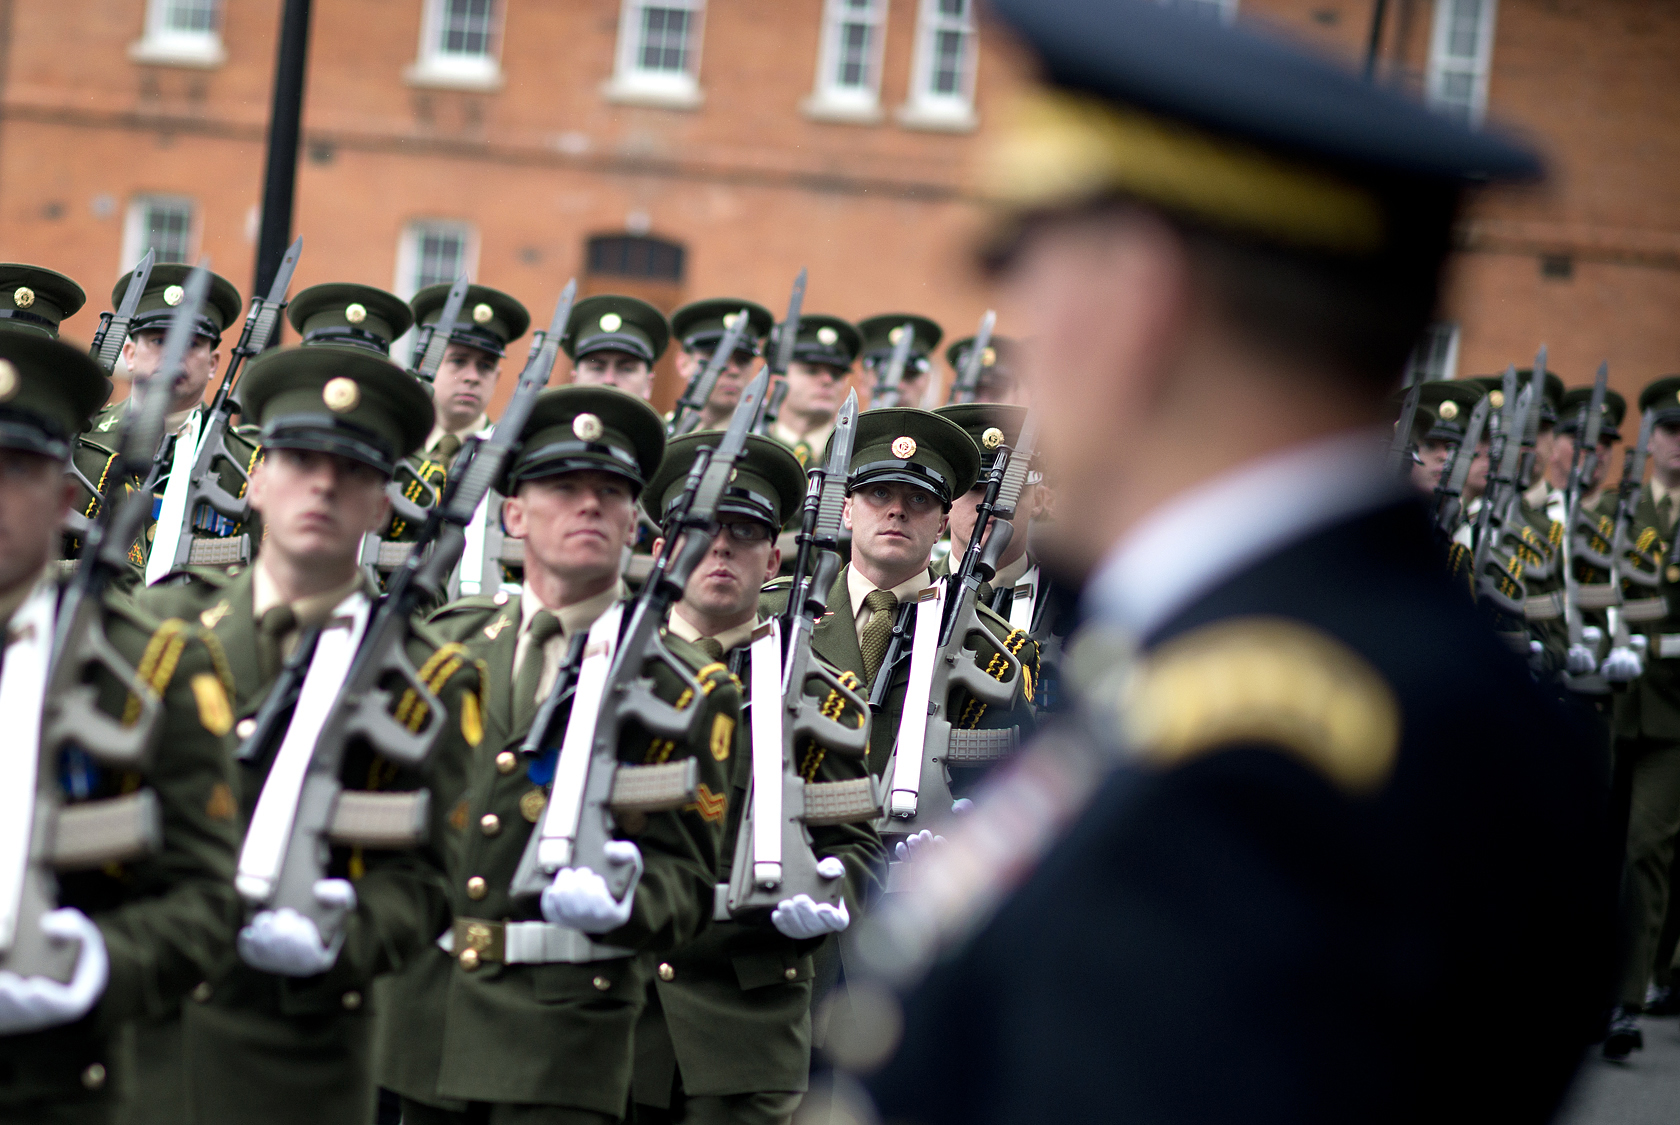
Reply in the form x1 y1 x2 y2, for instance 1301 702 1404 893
891 435 917 459
0 359 17 401
472 302 494 325
573 413 604 441
1438 400 1459 420
981 346 997 366
723 311 741 329
599 312 623 332
816 326 838 346
12 287 34 309
888 326 906 344
345 302 367 324
1489 390 1504 409
163 285 185 307
981 426 1004 449
322 377 360 413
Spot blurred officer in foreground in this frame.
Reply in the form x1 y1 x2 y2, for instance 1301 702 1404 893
1551 385 1624 510
0 335 240 1124
844 3 1611 1124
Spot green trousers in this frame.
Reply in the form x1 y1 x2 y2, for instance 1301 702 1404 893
631 1091 802 1125
400 1097 617 1125
1618 736 1680 1004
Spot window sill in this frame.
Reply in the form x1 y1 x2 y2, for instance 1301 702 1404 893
800 93 884 126
404 58 506 92
127 36 226 69
601 75 704 111
895 99 978 133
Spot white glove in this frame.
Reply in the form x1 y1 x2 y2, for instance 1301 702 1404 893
951 798 975 815
892 829 945 863
237 879 356 977
0 909 109 1033
1603 646 1644 683
1566 645 1596 675
770 857 849 939
541 841 643 934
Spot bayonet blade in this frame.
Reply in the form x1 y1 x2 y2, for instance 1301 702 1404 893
671 306 751 436
948 310 996 405
1441 395 1492 501
414 271 471 381
93 248 156 375
771 269 806 377
1581 361 1608 459
245 235 303 357
814 390 859 542
992 411 1039 520
872 320 917 409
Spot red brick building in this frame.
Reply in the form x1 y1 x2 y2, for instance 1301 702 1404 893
0 0 1673 409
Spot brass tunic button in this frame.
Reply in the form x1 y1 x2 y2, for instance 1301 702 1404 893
784 967 798 981
81 1063 106 1090
592 975 611 992
341 991 362 1010
459 948 481 971
493 590 510 606
191 981 213 1003
466 876 487 900
657 962 675 982
235 718 257 740
496 751 517 775
480 814 501 836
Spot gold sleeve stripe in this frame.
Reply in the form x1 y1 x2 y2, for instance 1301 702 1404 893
122 618 190 725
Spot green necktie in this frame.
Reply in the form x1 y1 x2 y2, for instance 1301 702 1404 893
431 432 463 466
513 610 563 734
256 604 297 684
693 636 725 664
859 590 898 687
1661 494 1675 536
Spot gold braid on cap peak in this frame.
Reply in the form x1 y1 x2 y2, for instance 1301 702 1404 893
986 89 1386 256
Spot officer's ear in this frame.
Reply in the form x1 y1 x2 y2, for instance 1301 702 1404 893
650 536 665 562
841 494 853 531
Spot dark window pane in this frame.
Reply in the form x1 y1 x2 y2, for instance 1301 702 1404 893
586 234 687 283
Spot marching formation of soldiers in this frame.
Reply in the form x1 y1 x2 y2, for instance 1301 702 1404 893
0 1 1656 1123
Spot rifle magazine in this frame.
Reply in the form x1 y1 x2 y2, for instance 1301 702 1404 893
946 727 1020 764
608 759 699 813
51 790 163 870
326 790 430 849
802 777 881 826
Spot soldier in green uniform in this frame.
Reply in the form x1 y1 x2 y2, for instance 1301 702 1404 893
856 316 941 409
630 433 884 1125
83 265 252 581
944 336 1024 408
761 408 1039 787
1554 385 1624 511
409 283 530 465
376 385 738 1124
670 299 773 432
0 333 240 1124
766 316 859 469
565 295 670 403
1412 380 1485 494
131 347 480 1125
1603 374 1680 1058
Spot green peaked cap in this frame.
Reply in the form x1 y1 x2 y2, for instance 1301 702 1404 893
288 283 414 355
240 345 433 475
112 263 243 341
0 334 107 458
644 432 806 531
0 264 86 339
842 406 979 504
502 385 666 495
411 283 530 358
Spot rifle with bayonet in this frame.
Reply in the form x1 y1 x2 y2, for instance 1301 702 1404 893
509 368 772 903
88 249 155 376
410 272 471 384
868 321 917 411
1430 395 1492 540
232 280 579 945
445 281 578 599
0 265 211 983
879 414 1037 837
1388 366 1425 478
723 391 878 919
756 270 806 437
945 311 996 407
146 237 302 584
1560 362 1610 692
669 306 750 438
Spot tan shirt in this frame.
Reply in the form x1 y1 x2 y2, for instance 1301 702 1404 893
847 565 933 647
771 419 835 457
513 579 626 704
424 413 491 457
667 607 757 657
251 561 369 659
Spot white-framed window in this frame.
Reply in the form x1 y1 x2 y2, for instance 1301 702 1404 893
128 0 226 68
803 0 889 124
405 0 504 91
898 0 978 132
1426 0 1498 125
392 221 476 359
603 0 707 110
1407 322 1461 383
121 196 195 271
1159 0 1237 21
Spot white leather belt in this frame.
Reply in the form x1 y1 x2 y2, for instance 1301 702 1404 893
438 918 631 965
1657 634 1680 660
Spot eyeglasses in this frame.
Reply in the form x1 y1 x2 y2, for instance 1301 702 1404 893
718 521 773 543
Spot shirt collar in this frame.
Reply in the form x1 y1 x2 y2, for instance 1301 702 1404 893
1653 477 1680 508
1084 427 1405 639
520 578 626 639
848 563 933 620
667 608 759 655
251 560 369 628
772 419 834 453
425 414 492 454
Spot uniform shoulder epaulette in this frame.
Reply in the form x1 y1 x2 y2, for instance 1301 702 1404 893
1122 616 1400 795
425 594 503 623
231 422 262 439
76 434 119 457
762 576 794 592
